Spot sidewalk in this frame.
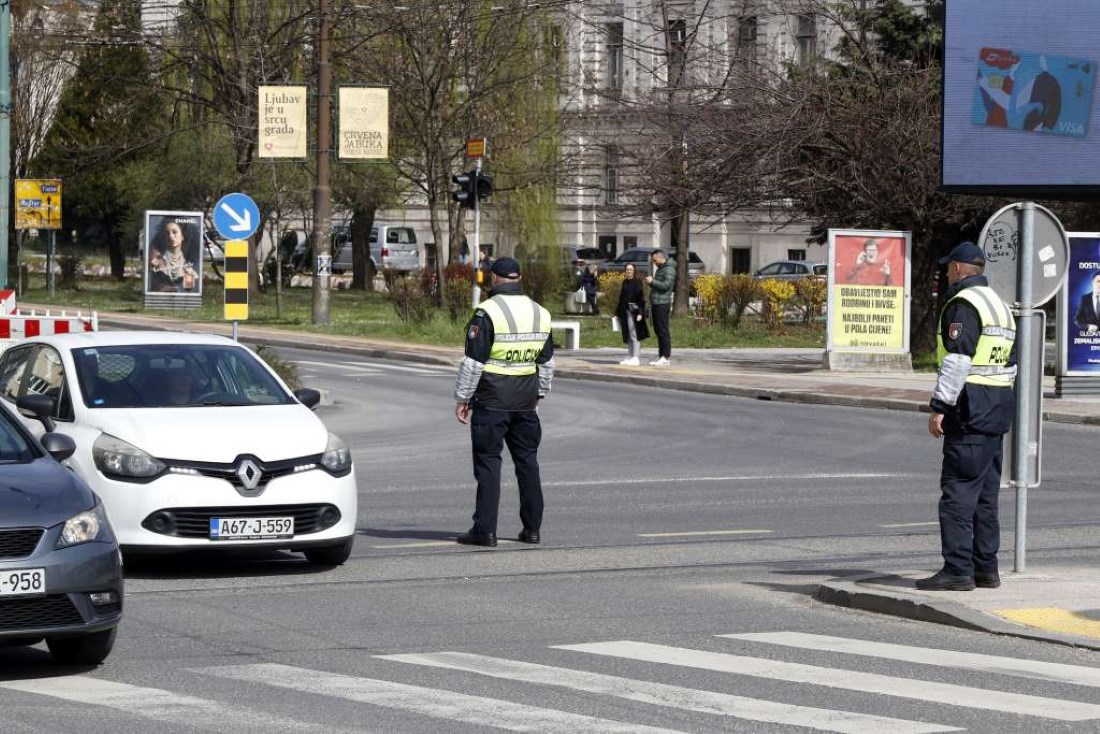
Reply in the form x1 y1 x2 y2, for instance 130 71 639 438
83 309 1100 650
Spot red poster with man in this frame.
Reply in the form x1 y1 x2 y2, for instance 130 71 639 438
827 230 911 353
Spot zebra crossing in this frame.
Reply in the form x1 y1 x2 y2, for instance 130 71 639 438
4 631 1100 732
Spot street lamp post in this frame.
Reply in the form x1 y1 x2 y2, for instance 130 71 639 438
0 2 11 288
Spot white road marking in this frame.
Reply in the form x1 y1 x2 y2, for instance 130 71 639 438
557 641 1100 721
0 677 332 732
380 651 958 734
296 359 450 376
199 663 686 733
638 529 773 538
722 632 1100 688
879 522 940 528
547 472 917 488
370 539 517 548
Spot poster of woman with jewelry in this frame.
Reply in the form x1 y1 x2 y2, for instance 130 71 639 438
145 211 203 295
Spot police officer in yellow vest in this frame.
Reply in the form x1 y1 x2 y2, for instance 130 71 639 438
918 241 1017 591
453 257 555 547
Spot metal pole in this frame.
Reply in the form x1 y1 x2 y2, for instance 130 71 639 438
232 320 238 342
470 159 482 309
310 0 332 325
48 230 55 296
0 1 10 288
1013 203 1035 573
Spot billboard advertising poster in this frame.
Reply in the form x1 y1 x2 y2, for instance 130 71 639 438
827 230 911 353
943 1 1100 195
338 87 389 159
144 211 203 297
1060 234 1100 375
258 86 308 159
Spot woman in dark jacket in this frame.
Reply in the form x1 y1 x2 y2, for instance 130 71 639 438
615 263 649 365
579 263 600 315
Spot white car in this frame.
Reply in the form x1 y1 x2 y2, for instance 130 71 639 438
0 332 357 565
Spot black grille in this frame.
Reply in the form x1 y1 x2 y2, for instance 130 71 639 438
0 528 44 559
142 504 340 538
0 595 84 630
163 455 322 491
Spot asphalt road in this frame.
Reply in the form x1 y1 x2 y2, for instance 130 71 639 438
4 347 1100 733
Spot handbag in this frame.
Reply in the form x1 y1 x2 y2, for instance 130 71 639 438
573 287 586 305
611 316 620 332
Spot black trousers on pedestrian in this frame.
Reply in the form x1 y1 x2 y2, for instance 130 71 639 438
470 408 543 535
586 293 599 316
651 303 671 358
938 432 1003 577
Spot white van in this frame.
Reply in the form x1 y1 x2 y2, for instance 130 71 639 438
333 224 420 274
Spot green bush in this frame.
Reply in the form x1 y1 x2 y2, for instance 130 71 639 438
388 274 434 326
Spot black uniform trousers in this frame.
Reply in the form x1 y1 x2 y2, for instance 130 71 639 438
651 303 671 358
470 407 543 535
938 432 1003 577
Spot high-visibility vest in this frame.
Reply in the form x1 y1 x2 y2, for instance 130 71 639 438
936 285 1016 387
479 294 551 376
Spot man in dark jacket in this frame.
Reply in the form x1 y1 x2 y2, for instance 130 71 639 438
453 257 555 547
644 249 676 366
918 241 1017 591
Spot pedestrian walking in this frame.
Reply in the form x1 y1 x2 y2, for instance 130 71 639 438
453 257 555 547
579 263 601 315
918 241 1017 591
644 249 675 366
615 263 649 365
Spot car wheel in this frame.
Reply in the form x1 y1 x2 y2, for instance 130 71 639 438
303 538 354 566
46 627 117 665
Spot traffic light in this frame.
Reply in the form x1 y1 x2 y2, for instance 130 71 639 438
475 172 493 203
452 170 477 208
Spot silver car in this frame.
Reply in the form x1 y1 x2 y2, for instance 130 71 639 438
0 396 122 665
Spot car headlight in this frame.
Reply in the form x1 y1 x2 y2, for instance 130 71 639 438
93 433 166 480
320 432 352 475
56 503 108 548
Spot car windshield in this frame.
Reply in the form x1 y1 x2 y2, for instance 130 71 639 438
72 345 294 409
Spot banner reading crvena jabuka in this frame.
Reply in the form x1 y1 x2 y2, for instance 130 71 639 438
827 230 912 353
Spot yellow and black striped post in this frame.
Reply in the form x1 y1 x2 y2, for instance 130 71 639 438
224 239 249 323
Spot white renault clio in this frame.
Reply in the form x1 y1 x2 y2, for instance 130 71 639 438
0 331 357 565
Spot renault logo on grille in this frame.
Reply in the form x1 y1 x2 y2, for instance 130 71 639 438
236 459 263 490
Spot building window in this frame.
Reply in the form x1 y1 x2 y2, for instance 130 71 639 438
598 235 617 259
736 16 757 63
624 236 638 249
796 14 817 69
668 19 687 86
604 146 619 206
729 247 751 274
605 22 624 91
787 248 806 261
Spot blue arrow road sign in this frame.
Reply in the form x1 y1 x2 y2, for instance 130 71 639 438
213 192 260 240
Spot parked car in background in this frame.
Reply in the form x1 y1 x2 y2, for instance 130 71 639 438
202 234 226 265
601 247 707 280
753 261 827 280
1 332 358 566
0 400 122 665
570 246 613 267
333 224 420 274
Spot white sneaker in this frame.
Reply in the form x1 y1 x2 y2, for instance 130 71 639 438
619 357 640 366
649 357 670 367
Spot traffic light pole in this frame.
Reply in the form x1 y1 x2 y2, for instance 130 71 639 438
469 157 483 309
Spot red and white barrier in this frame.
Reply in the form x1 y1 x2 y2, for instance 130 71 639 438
0 290 98 351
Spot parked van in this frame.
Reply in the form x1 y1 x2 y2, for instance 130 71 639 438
333 224 420 274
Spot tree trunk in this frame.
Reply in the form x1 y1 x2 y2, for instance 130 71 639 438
673 209 690 316
350 204 376 290
108 233 126 280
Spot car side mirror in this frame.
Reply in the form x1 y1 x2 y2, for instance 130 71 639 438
40 432 76 462
294 388 321 409
17 393 57 432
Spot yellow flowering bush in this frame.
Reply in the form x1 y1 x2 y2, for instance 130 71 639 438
793 277 827 324
693 274 762 328
597 271 625 315
759 278 796 332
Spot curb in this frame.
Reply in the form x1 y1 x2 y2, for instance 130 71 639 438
817 574 1100 651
